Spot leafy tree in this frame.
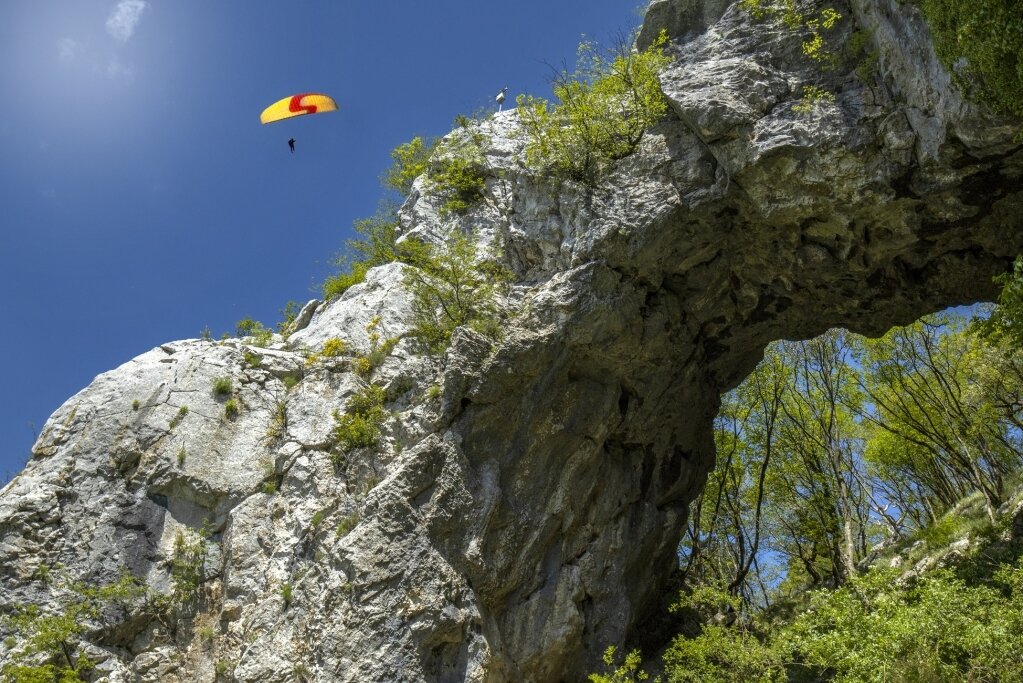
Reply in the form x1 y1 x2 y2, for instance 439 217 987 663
383 136 438 196
680 348 786 604
858 315 1023 523
920 0 1023 122
402 232 512 352
517 31 671 183
978 257 1023 347
2 574 144 683
425 115 493 216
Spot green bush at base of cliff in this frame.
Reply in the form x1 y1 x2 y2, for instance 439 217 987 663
592 549 1023 682
920 0 1023 121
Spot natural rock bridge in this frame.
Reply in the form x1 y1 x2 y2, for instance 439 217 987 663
2 0 1021 680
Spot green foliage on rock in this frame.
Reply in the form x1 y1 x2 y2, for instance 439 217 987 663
1 573 144 683
332 384 388 456
402 232 513 353
588 645 657 682
322 208 403 300
384 136 439 196
517 31 671 183
212 376 233 397
169 525 210 609
920 0 1023 121
978 256 1023 347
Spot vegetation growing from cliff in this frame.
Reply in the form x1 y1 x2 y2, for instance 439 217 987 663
593 310 1023 681
332 383 388 460
402 232 513 352
1 573 144 683
919 0 1023 122
517 31 671 183
322 121 494 301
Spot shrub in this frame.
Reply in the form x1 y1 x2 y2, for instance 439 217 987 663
588 646 654 683
333 384 388 455
132 399 140 411
517 31 671 183
243 351 262 368
266 400 287 440
921 0 1023 123
336 512 360 537
276 300 301 335
424 114 494 216
402 232 513 352
792 84 836 114
384 136 439 195
176 446 186 467
170 525 209 608
212 376 233 397
224 399 239 419
321 207 422 300
169 405 189 429
235 317 273 347
322 337 348 357
281 583 293 608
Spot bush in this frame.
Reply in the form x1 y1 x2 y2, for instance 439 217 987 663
322 209 402 300
588 646 656 682
333 384 388 455
169 405 189 429
402 232 513 353
384 136 438 196
517 31 671 183
336 511 360 537
921 0 1023 122
212 376 233 397
1 573 145 683
416 115 494 216
224 399 239 419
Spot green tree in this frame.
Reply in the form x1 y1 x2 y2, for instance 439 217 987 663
383 136 438 196
517 31 671 183
858 315 1023 523
402 232 512 352
2 574 144 683
920 0 1023 122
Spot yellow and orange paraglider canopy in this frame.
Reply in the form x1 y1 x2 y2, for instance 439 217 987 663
260 93 338 125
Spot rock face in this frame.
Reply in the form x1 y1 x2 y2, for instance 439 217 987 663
2 0 1022 681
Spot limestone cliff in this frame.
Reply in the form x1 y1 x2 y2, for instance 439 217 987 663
2 0 1021 681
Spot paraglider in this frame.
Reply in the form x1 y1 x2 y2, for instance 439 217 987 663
260 93 338 125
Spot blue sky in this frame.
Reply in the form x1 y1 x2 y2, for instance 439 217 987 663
0 0 646 482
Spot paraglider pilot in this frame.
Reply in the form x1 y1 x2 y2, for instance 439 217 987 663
288 138 296 153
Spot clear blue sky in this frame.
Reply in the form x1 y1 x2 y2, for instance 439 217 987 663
0 0 646 482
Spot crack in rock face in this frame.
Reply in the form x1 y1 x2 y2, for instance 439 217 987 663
2 0 1022 681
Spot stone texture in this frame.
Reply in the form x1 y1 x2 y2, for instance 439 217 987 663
2 0 1022 681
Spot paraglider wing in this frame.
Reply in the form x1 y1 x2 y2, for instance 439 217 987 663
260 93 338 124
